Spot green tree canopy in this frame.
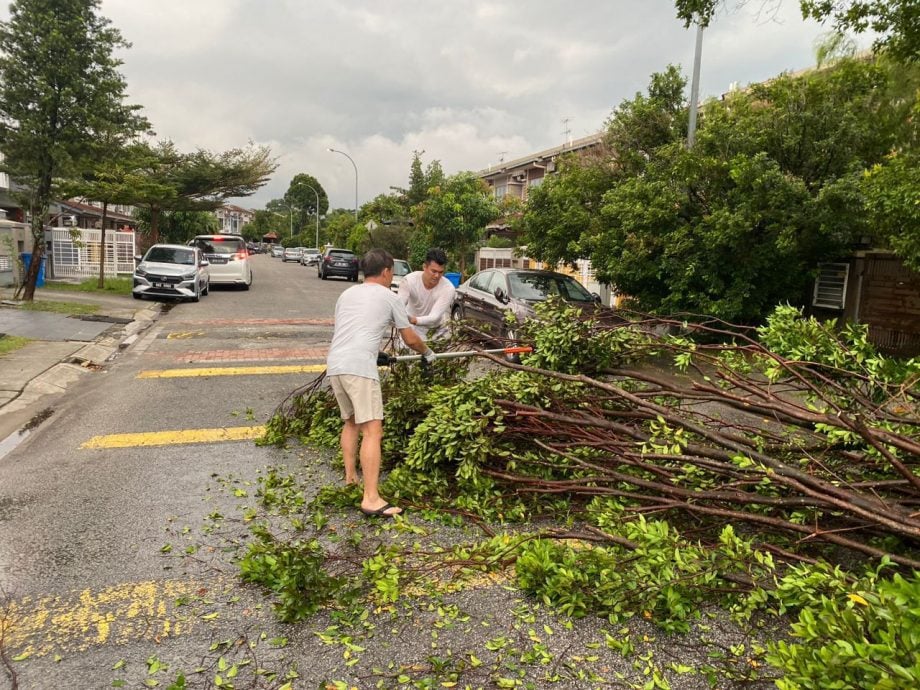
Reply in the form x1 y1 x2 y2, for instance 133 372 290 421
0 0 148 299
413 172 500 273
284 173 328 232
519 57 917 323
132 140 276 245
673 0 919 63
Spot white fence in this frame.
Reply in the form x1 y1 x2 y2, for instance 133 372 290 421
49 227 136 279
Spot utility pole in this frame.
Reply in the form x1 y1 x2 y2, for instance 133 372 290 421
687 22 704 148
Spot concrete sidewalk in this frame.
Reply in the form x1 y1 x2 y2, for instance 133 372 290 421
0 286 162 444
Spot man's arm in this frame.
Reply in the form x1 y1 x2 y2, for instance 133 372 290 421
399 326 434 358
413 283 456 328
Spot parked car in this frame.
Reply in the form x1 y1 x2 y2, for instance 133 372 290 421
270 245 284 258
300 248 321 266
133 244 209 302
452 268 607 340
390 259 411 292
189 234 253 289
282 247 303 263
318 247 360 281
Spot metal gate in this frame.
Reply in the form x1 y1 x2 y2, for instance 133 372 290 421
49 227 136 279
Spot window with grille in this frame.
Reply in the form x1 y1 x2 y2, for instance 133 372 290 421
813 263 849 310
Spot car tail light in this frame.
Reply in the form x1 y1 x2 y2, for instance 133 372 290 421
231 250 248 261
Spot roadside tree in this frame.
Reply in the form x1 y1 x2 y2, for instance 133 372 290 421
413 172 500 274
673 0 919 63
133 141 276 247
284 173 328 233
0 0 147 300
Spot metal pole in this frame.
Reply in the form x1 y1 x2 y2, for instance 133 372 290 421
687 22 704 149
328 148 358 221
304 183 320 248
390 346 532 363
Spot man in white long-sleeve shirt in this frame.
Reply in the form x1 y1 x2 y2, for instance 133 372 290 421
398 247 456 341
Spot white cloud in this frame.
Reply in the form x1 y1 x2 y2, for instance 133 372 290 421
1 1 876 210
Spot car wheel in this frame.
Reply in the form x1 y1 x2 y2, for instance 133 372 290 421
320 269 327 280
451 305 463 320
191 284 201 303
202 280 209 296
133 292 142 300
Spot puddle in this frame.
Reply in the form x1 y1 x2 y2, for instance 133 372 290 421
0 427 31 460
71 314 132 324
0 408 53 461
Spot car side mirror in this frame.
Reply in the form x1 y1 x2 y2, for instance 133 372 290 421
200 259 209 267
592 292 602 303
494 286 510 304
134 254 143 262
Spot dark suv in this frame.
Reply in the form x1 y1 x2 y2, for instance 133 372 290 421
318 248 359 281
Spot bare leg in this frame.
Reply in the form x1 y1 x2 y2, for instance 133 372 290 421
341 416 360 485
358 420 401 515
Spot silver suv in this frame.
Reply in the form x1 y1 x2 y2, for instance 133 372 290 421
190 234 253 289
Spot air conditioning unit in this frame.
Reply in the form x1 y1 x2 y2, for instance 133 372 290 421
62 215 77 226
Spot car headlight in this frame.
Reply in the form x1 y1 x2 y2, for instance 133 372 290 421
180 272 196 282
135 268 147 278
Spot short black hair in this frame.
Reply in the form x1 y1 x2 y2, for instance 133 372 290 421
425 248 448 266
361 248 393 277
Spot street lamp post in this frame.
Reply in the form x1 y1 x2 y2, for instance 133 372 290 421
303 183 321 248
327 148 358 222
283 201 294 238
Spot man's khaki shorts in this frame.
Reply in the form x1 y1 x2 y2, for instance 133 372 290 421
328 375 384 425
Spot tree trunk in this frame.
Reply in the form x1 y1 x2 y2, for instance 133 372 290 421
18 199 50 302
97 201 109 289
149 206 160 246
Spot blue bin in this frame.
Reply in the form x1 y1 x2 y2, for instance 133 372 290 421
445 272 461 287
21 252 45 287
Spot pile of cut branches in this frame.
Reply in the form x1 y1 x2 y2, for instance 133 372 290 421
452 303 920 568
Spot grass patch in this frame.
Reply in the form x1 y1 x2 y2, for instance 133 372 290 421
0 335 30 356
20 300 99 316
45 277 133 295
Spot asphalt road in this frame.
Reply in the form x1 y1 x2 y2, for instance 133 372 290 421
0 254 765 690
0 255 356 688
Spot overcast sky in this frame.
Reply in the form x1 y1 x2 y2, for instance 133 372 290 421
16 1 873 210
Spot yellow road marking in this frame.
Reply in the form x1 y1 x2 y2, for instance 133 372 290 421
81 425 265 449
137 364 326 378
7 579 211 657
166 330 206 339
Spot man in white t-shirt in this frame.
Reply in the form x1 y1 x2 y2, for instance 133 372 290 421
327 249 435 518
398 247 456 341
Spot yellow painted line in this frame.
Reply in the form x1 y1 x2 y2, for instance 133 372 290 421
166 330 206 339
137 364 326 378
81 425 265 449
6 578 215 657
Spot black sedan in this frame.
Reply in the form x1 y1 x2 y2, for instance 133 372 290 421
318 248 360 281
451 268 606 340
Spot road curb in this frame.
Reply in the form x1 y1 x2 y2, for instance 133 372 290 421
0 301 164 446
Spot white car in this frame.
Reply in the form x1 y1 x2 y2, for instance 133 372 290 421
270 245 284 258
190 234 253 289
133 244 209 302
282 247 303 263
390 259 411 292
300 248 321 266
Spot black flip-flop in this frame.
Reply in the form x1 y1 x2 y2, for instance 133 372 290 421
360 502 402 518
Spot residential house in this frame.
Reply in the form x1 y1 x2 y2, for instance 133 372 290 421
476 132 605 204
215 204 255 235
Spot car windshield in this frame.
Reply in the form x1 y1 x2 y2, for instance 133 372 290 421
508 272 594 303
196 238 244 254
393 261 410 276
329 251 354 259
145 247 195 265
